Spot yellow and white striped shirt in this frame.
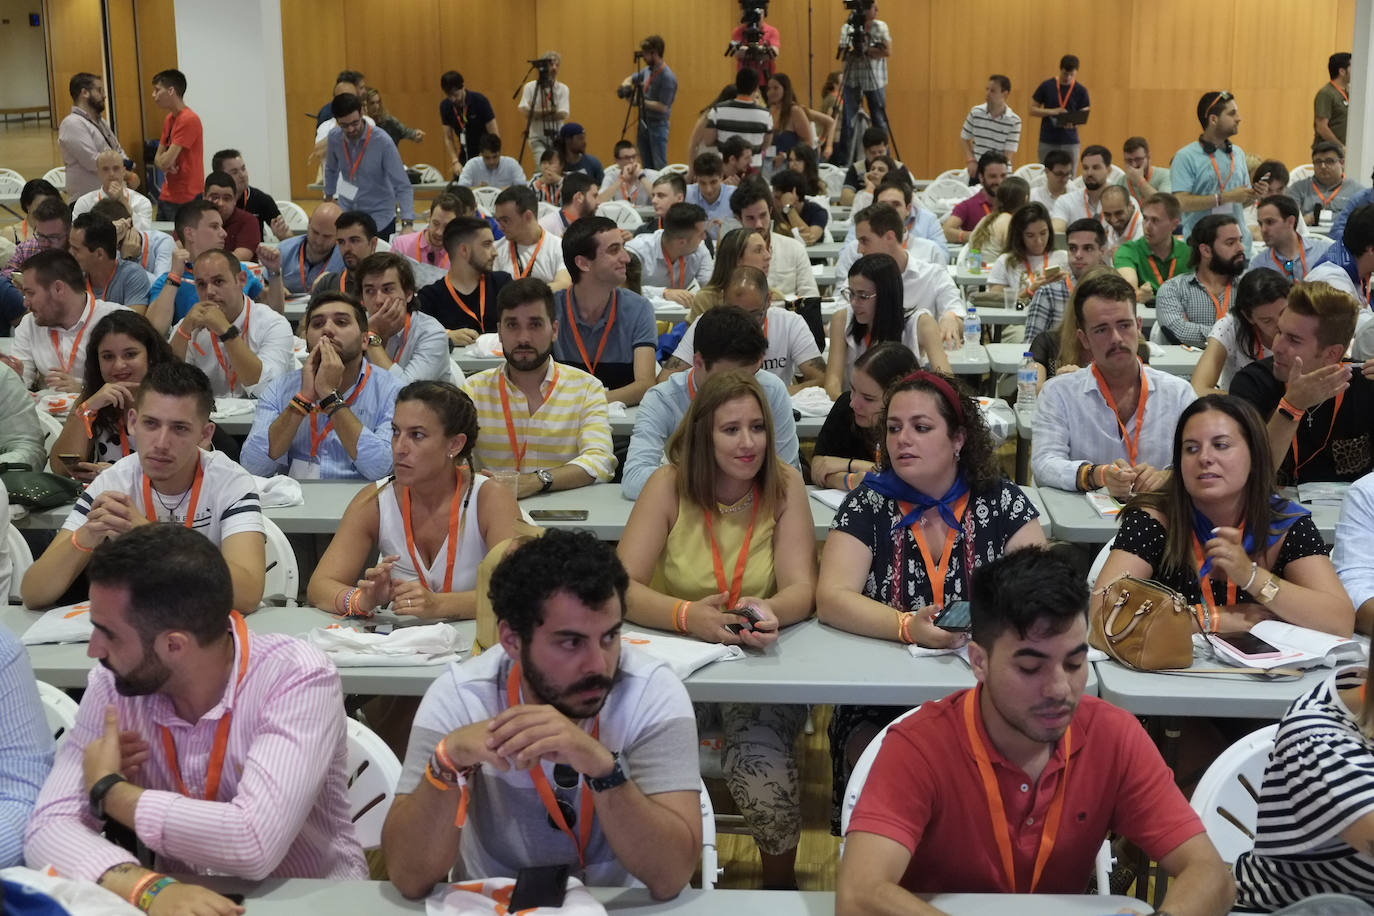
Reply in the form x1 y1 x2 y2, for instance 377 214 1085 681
462 359 616 482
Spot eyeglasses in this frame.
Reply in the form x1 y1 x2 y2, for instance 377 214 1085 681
1313 158 1342 167
840 288 878 303
36 231 66 245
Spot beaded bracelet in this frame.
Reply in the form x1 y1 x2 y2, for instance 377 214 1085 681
137 876 177 912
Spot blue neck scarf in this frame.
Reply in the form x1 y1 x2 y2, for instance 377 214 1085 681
1191 496 1310 577
864 470 970 531
1311 240 1364 297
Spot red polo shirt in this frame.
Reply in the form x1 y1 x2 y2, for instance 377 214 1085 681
847 688 1203 894
950 190 994 231
222 206 262 255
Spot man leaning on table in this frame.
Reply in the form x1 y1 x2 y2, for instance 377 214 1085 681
383 529 700 899
836 545 1234 916
1032 270 1195 500
25 524 366 914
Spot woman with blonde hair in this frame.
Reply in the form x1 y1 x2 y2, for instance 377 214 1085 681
688 226 776 321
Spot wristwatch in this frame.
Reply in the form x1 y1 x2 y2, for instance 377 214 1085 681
1256 573 1281 606
366 332 384 349
318 390 345 414
1276 401 1304 422
535 468 554 492
217 324 241 342
89 772 127 820
587 752 629 792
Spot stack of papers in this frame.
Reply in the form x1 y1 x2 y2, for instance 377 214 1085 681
1086 489 1124 518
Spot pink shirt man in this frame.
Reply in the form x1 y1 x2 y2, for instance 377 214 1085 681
390 229 450 270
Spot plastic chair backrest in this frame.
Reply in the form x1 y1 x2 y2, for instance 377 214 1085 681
596 199 644 231
43 167 66 190
934 167 969 184
260 516 299 606
1087 538 1116 588
344 717 403 848
5 523 32 604
472 186 501 215
0 168 25 196
409 163 443 184
1288 164 1314 186
36 680 78 745
277 200 309 232
537 200 558 221
1189 723 1278 864
818 163 846 201
698 778 720 889
659 163 690 177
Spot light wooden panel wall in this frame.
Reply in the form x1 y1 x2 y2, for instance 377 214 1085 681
42 0 103 125
132 0 176 143
105 0 142 171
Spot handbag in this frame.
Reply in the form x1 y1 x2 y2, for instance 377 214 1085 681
0 464 81 510
1090 574 1196 670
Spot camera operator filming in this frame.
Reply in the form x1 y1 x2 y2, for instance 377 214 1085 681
618 35 678 170
517 51 570 165
728 0 780 88
835 0 891 167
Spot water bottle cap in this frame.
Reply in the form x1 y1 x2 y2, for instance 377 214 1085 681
1023 351 1033 357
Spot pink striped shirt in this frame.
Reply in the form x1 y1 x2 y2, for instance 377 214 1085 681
390 229 449 269
24 625 366 882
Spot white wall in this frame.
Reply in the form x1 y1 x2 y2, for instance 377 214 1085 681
172 0 290 199
0 2 50 109
1348 0 1373 195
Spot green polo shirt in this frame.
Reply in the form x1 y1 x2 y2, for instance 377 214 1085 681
1314 81 1349 147
1113 236 1192 292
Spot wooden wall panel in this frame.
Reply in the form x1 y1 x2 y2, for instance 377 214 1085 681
133 0 175 141
105 0 144 172
43 0 103 123
279 0 344 198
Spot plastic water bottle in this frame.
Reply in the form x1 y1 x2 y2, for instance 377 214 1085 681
968 248 983 273
1017 351 1037 410
963 307 981 349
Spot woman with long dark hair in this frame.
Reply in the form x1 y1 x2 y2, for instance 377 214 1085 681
1192 268 1290 395
810 341 919 489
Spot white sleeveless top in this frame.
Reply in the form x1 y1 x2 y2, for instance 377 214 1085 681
376 473 489 592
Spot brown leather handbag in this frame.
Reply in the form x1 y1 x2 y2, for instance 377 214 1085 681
1091 575 1197 670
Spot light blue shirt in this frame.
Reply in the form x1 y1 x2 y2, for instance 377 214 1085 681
1249 235 1332 280
277 235 346 296
1170 140 1253 255
622 367 799 500
0 623 54 866
684 184 736 241
1331 187 1374 244
324 125 416 230
844 205 948 253
149 266 263 324
128 230 174 284
1333 470 1374 612
457 156 526 189
241 360 403 480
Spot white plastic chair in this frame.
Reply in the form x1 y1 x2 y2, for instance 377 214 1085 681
260 516 298 606
1087 538 1116 589
920 178 978 221
0 167 25 197
408 163 443 184
35 411 63 467
659 163 690 177
472 186 501 216
344 717 403 848
1014 162 1046 183
537 200 559 222
1189 724 1278 864
36 681 78 745
1288 164 1314 187
818 162 847 201
43 166 66 190
699 778 721 890
276 201 308 233
934 167 970 184
5 524 32 604
596 199 644 232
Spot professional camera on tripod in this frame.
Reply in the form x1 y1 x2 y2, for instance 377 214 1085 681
724 0 774 64
837 0 871 59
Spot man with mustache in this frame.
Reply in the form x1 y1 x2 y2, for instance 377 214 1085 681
1155 214 1247 347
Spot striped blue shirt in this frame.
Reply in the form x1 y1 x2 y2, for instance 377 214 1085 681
0 622 55 866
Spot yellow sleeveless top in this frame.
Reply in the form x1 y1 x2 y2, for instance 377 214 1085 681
653 489 778 602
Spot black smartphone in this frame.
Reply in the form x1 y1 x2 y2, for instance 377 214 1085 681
508 864 569 911
935 600 972 632
57 453 83 465
529 509 590 521
1215 631 1282 659
223 893 245 905
725 605 764 635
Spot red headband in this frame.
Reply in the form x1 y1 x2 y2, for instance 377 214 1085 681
898 370 965 425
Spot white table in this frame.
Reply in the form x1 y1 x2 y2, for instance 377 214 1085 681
651 299 845 325
808 239 842 262
972 306 1026 328
1096 656 1328 719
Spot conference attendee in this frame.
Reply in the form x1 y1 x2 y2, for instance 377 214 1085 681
315 69 366 126
1290 141 1361 225
1314 51 1352 152
1192 268 1290 396
202 170 260 262
312 209 377 294
417 216 511 346
625 202 711 305
1307 205 1374 307
623 306 798 500
835 0 891 162
1121 135 1171 200
818 372 1046 823
1050 144 1111 230
810 342 918 490
770 170 827 245
391 193 460 271
1022 219 1109 345
986 201 1065 299
1030 54 1090 168
3 178 63 247
457 134 526 190
1101 185 1143 254
1251 194 1331 280
491 185 570 289
943 151 1009 243
686 151 737 241
170 249 294 398
3 195 71 279
439 70 499 175
150 68 203 221
22 361 267 612
837 545 1234 913
556 217 658 406
364 88 425 148
1032 271 1195 497
1097 394 1353 637
1230 281 1374 486
529 148 564 205
1155 214 1247 347
462 277 615 497
1114 192 1191 303
721 131 761 186
554 123 605 186
727 176 820 300
11 248 126 392
635 172 686 240
308 381 519 619
618 369 814 888
704 69 774 170
311 73 377 163
324 93 415 241
90 197 173 284
71 149 152 231
959 177 1027 271
1172 90 1259 256
517 51 571 163
1029 148 1074 212
765 72 832 172
69 212 151 308
602 141 654 206
354 252 451 383
24 524 366 899
0 618 52 868
50 311 173 481
840 178 947 256
539 173 600 239
58 72 131 199
687 226 778 321
0 356 41 471
146 200 272 334
839 127 911 204
211 148 290 240
382 528 699 898
241 290 403 481
275 201 345 295
843 203 963 343
960 74 1021 178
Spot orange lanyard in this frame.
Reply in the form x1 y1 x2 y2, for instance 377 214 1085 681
963 688 1071 894
209 298 250 392
309 364 372 457
18 219 27 241
141 458 205 526
499 366 558 471
662 244 687 288
117 421 131 457
1277 245 1309 280
392 313 413 359
702 487 761 607
1023 253 1049 286
400 474 468 593
1091 362 1149 466
161 610 250 801
536 182 557 204
1207 150 1235 195
240 189 250 210
1054 78 1076 109
1120 210 1139 240
687 369 699 399
421 238 450 269
619 180 638 202
50 297 95 374
1292 390 1345 480
340 125 373 182
446 275 486 328
506 661 597 869
1204 282 1232 320
509 232 546 279
1192 535 1236 629
643 64 662 97
1331 79 1350 104
1311 179 1342 208
1146 251 1176 286
86 270 114 302
297 243 325 289
898 493 969 608
566 289 618 375
138 233 152 269
337 269 348 292
1082 190 1098 221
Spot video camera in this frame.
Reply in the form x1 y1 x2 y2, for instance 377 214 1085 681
617 50 646 99
528 57 555 84
840 0 871 57
738 0 767 44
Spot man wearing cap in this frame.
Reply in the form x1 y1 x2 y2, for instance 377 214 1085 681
556 123 604 187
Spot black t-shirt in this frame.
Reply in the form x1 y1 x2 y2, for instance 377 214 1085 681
241 186 281 234
439 91 497 166
1230 356 1374 485
415 271 512 334
814 395 876 463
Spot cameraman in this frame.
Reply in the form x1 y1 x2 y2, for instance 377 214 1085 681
731 1 780 87
835 0 891 166
619 35 678 170
518 51 570 164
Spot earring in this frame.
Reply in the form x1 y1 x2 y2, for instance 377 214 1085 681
954 449 961 461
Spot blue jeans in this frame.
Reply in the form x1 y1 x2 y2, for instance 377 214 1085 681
0 275 23 334
637 119 670 170
838 83 889 163
156 198 183 221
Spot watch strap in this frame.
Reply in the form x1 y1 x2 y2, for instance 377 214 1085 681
89 772 127 819
587 752 628 792
318 391 345 414
217 324 241 342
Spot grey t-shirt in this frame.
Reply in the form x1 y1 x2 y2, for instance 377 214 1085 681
96 258 152 307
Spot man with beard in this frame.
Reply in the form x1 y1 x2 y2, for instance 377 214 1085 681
460 278 615 499
1050 145 1111 232
1250 194 1331 280
1023 218 1108 344
241 291 403 480
21 362 266 611
1099 185 1142 256
836 546 1233 914
313 210 378 294
1171 91 1258 257
1155 214 1247 346
59 72 134 199
383 529 698 897
416 216 512 346
943 151 1008 243
24 524 365 904
10 249 127 392
539 172 600 239
354 251 451 383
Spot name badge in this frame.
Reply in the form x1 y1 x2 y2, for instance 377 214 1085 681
336 177 358 202
288 457 322 480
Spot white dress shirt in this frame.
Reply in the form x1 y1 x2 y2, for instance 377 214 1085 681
172 296 295 398
1333 470 1374 613
71 187 154 232
836 250 964 321
12 296 127 389
625 230 713 299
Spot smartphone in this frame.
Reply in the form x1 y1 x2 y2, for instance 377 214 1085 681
57 454 83 465
1215 631 1283 659
935 600 972 632
725 605 764 635
1041 265 1064 282
529 509 590 521
508 864 569 911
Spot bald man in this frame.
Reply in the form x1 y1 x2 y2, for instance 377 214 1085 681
1100 184 1142 256
273 202 345 294
71 150 153 232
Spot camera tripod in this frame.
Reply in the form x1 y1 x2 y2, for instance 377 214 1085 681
513 61 558 166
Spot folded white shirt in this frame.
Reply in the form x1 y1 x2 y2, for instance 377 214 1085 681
470 334 503 358
210 397 256 418
791 387 835 417
20 602 93 645
253 473 304 508
426 876 606 916
620 631 743 679
306 622 467 666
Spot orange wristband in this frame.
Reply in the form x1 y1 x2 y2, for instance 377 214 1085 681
71 529 93 553
673 600 691 635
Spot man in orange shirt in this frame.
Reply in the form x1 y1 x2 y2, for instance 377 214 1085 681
151 69 204 222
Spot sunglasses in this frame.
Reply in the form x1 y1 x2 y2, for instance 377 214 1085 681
547 764 581 831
